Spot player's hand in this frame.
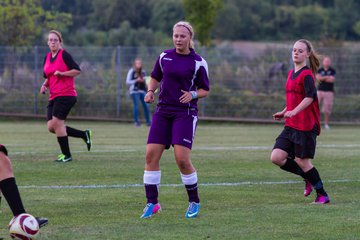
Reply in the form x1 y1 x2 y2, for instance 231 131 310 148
54 71 63 76
40 85 47 94
144 91 155 103
272 112 284 120
284 110 296 118
179 90 192 104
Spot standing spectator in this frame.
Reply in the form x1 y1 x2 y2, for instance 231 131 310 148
316 56 336 129
40 30 92 162
126 58 151 127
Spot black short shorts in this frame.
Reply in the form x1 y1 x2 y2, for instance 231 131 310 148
0 144 8 155
273 126 317 159
47 96 77 121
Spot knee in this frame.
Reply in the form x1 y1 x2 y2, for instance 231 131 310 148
270 152 284 166
176 158 192 172
0 153 14 179
145 151 159 167
47 122 55 133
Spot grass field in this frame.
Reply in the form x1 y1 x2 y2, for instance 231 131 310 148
0 120 359 240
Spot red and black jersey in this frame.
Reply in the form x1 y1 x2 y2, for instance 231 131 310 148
285 66 321 135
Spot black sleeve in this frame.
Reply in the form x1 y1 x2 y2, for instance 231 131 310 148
43 56 47 78
304 75 317 99
62 50 81 71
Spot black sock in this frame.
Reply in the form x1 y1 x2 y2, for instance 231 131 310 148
280 159 305 178
145 184 158 204
0 178 26 216
185 183 200 203
66 126 86 140
57 136 71 157
304 167 327 196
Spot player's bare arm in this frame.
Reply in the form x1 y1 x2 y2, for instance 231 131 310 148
284 97 313 118
273 107 287 120
144 78 159 103
54 69 80 77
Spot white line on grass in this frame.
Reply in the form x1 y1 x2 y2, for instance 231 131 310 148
19 179 360 190
9 143 360 155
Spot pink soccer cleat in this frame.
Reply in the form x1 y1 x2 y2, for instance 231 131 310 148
304 180 313 197
312 194 330 204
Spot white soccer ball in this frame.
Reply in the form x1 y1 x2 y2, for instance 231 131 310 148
8 213 39 240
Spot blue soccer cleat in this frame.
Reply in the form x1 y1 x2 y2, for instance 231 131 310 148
185 202 200 218
140 203 161 219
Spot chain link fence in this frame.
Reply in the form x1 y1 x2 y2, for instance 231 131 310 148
1 43 360 123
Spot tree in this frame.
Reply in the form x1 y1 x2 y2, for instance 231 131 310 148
183 0 223 46
293 5 329 40
89 0 152 31
0 0 72 46
354 21 360 37
330 0 360 40
150 0 185 34
0 0 43 46
0 0 71 88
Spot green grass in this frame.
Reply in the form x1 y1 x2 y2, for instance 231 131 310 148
0 120 360 239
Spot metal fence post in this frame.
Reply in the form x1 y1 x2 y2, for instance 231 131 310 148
116 46 121 118
33 45 39 114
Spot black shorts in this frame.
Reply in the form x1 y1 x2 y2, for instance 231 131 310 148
273 126 317 159
47 96 77 121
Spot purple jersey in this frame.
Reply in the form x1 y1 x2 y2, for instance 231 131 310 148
151 48 210 110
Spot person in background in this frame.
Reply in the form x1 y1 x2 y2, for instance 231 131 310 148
316 56 336 129
40 30 92 163
126 58 151 127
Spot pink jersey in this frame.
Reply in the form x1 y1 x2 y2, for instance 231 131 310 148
43 49 77 100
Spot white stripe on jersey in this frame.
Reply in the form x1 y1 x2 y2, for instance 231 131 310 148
159 52 167 72
192 115 198 140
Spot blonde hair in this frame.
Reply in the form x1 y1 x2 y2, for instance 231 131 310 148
49 30 63 44
297 39 320 75
173 21 195 49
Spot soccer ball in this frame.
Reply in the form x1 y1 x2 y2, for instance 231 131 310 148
8 213 39 239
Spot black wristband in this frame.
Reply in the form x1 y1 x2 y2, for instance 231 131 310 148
147 89 155 93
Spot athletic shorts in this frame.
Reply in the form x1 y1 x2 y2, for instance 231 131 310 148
47 96 77 121
317 91 334 114
147 107 198 149
273 126 317 159
0 144 8 156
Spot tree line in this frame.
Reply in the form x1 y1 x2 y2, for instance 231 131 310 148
1 0 360 47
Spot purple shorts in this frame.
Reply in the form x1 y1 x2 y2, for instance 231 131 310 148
147 107 198 149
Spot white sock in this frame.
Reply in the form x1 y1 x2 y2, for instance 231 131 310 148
143 170 161 185
181 171 198 185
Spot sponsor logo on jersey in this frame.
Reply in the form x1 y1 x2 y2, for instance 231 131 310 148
163 57 173 61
